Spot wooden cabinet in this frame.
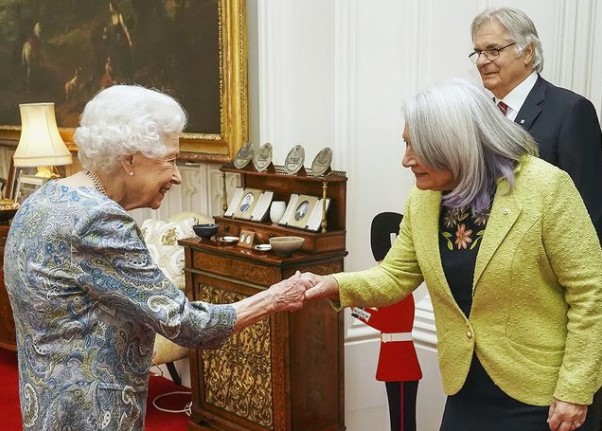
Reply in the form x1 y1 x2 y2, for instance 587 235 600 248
180 163 347 431
0 224 16 351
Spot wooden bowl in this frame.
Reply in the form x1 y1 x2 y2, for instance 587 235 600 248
269 236 305 256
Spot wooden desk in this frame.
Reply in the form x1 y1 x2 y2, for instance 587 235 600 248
0 224 16 351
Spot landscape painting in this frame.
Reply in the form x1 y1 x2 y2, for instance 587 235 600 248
0 0 248 160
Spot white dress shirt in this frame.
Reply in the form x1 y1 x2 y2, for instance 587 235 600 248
494 72 538 121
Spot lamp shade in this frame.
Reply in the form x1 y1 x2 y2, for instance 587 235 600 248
14 102 72 168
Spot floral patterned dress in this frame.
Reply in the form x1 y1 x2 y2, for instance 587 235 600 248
439 205 489 317
4 181 236 431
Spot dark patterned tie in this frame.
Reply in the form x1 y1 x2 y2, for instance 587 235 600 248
497 101 509 116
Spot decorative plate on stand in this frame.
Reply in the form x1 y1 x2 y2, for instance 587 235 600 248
253 143 273 172
284 145 305 174
233 143 255 169
310 147 332 177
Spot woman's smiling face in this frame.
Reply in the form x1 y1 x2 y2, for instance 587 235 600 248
125 137 182 210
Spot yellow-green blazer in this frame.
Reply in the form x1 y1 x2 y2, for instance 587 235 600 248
335 155 602 406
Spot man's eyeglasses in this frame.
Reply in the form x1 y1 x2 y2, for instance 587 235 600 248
468 42 516 64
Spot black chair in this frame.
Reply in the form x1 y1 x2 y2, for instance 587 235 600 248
370 211 420 431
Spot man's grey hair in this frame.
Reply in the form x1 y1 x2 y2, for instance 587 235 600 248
471 7 544 73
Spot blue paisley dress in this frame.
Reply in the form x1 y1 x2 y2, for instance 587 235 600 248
4 181 236 430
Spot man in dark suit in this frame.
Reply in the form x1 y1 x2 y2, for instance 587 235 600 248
470 7 602 246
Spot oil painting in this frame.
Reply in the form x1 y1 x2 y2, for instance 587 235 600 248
0 0 248 161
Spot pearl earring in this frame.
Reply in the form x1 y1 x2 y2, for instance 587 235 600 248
129 172 134 176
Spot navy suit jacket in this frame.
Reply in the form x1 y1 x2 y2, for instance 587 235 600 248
515 75 602 243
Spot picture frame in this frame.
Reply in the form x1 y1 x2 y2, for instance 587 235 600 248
238 230 256 249
15 174 47 204
233 188 263 220
279 194 331 232
225 187 274 221
280 194 318 229
0 0 248 163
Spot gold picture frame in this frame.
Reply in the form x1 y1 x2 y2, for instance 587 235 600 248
0 0 248 163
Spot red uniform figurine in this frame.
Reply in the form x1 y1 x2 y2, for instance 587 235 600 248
354 212 422 431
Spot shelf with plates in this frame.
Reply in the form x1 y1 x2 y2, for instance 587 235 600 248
216 162 347 253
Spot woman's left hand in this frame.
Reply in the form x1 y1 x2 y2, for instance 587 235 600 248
547 398 588 430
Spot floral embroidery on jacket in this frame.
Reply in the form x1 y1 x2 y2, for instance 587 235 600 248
441 206 489 251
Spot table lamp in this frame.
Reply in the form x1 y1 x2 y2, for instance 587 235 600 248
14 102 72 178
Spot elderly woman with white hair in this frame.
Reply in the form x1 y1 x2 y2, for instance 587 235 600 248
4 85 311 431
303 79 602 431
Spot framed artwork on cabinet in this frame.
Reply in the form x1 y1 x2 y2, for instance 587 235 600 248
280 194 331 231
225 187 274 221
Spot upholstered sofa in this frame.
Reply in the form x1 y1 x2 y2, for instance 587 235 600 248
140 211 212 384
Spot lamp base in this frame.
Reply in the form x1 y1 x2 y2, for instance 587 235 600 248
34 166 60 179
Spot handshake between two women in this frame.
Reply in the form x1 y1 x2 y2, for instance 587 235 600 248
266 272 339 311
231 272 338 332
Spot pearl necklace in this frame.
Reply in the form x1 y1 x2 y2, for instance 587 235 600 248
85 171 107 196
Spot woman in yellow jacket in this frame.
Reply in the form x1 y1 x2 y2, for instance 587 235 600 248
304 79 602 431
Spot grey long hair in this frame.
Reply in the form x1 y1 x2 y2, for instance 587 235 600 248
402 79 538 214
75 85 187 173
471 7 544 73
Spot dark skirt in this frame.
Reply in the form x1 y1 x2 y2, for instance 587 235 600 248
440 355 585 431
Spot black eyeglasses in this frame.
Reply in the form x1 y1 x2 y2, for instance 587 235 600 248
468 42 516 64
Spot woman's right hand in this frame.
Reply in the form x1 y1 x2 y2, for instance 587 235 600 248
267 271 313 312
302 273 340 301
232 271 312 332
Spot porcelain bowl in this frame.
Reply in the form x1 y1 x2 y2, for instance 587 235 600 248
193 223 219 239
269 236 305 256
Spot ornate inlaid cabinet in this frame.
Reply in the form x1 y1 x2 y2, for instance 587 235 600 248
180 163 347 431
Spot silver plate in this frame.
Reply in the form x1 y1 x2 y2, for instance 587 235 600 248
253 143 273 172
233 143 255 169
310 147 332 177
218 236 239 243
283 145 305 174
254 244 272 252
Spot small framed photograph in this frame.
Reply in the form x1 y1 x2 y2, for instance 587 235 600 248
225 187 274 221
233 188 263 220
279 194 331 231
281 194 318 229
238 230 256 249
15 174 47 204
